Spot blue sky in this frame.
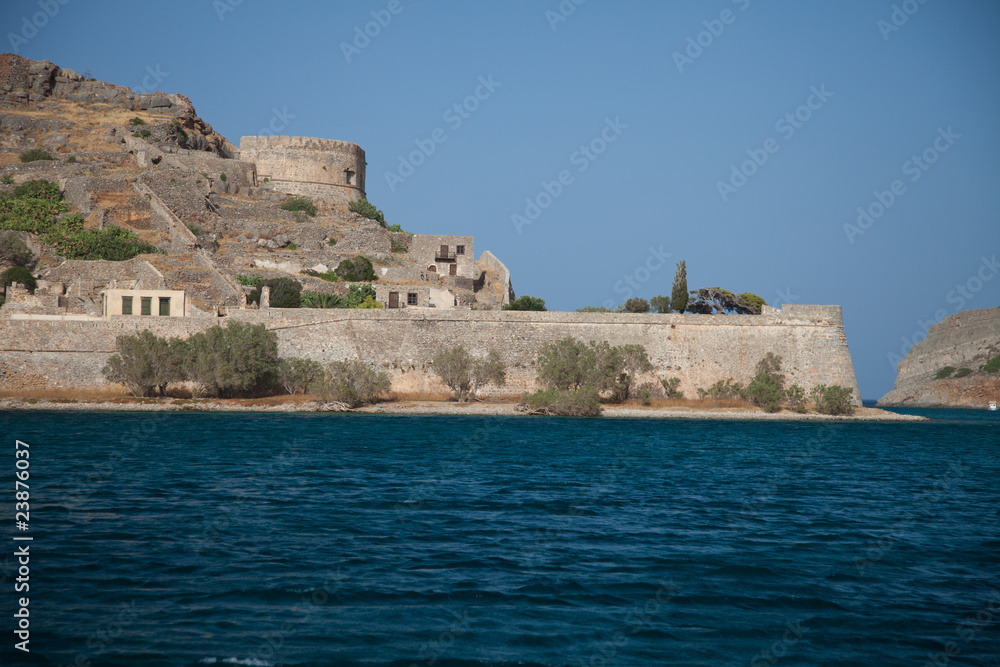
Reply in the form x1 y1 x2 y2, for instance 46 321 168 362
4 0 999 400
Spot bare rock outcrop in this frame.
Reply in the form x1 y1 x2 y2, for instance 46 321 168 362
877 306 1000 408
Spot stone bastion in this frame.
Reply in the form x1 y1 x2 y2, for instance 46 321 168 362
238 135 366 206
0 305 861 404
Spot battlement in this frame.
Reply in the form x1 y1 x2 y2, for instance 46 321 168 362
238 135 366 207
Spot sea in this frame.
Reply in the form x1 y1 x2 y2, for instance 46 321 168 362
1 408 998 667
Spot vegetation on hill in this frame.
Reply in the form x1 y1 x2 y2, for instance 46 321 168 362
1 266 36 293
0 231 33 267
503 295 546 311
313 360 391 407
19 149 54 163
335 255 376 282
348 197 386 227
247 277 302 309
280 196 317 217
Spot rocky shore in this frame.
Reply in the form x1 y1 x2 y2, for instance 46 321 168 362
0 398 928 421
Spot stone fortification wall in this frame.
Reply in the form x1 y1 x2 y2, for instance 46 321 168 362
238 136 366 207
0 305 860 404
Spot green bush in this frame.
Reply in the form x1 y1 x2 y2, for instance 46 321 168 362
739 292 767 312
744 353 784 412
219 172 227 182
344 283 376 308
280 197 317 217
386 223 412 234
811 385 854 415
335 255 376 282
102 330 184 397
314 360 391 407
662 377 683 399
19 149 54 163
236 274 263 287
649 295 672 314
13 179 61 202
671 261 688 313
0 266 36 293
286 242 297 250
390 238 408 253
186 222 203 237
248 277 302 308
276 357 324 395
953 367 973 378
327 237 337 246
536 337 651 401
624 298 650 313
576 306 619 313
41 216 160 261
935 366 955 379
357 295 382 309
348 197 386 227
984 354 1000 374
503 295 546 311
66 156 77 164
784 384 808 413
519 387 601 417
432 346 506 401
129 117 145 125
302 268 338 283
699 378 744 400
0 231 33 267
639 387 652 405
300 291 342 309
184 322 279 397
0 175 12 185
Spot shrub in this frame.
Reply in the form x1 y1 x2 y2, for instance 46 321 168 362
662 377 683 398
302 268 338 283
66 156 77 164
519 387 601 417
386 223 411 234
280 197 317 217
391 238 408 253
348 197 386 227
186 222 203 237
276 357 324 395
432 346 507 401
744 352 784 412
184 322 279 397
236 274 263 286
639 387 652 405
935 366 955 379
314 360 391 408
784 384 807 413
335 255 376 282
286 242 297 250
248 277 302 308
811 385 854 415
1 175 12 185
739 292 767 312
536 337 650 400
13 179 61 202
301 291 342 309
101 330 185 397
129 117 145 125
42 217 161 261
219 172 227 182
0 231 33 267
344 283 376 308
19 149 54 163
953 367 973 378
615 343 654 402
984 354 1000 374
140 129 151 138
701 378 743 400
624 297 650 313
357 295 383 309
503 295 546 311
0 266 36 293
649 295 672 314
576 306 618 313
327 237 337 246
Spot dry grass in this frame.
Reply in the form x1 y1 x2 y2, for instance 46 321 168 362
385 391 453 402
2 100 167 153
617 397 756 411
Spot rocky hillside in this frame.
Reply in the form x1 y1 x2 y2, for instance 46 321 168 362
877 306 1000 408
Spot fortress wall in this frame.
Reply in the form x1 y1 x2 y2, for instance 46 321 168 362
0 305 861 403
238 136 366 207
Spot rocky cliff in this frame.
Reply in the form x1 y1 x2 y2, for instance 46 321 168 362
877 306 1000 408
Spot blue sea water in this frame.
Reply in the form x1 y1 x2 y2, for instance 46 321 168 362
1 410 998 667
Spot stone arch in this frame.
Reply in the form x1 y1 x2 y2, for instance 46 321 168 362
427 265 437 272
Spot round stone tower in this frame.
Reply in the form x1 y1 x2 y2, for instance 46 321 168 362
238 135 366 207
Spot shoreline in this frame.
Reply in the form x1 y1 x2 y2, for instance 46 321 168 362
0 398 929 421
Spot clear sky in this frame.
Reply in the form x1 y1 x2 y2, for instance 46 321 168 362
4 0 999 400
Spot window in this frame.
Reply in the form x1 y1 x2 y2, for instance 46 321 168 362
140 297 152 316
456 245 465 255
159 297 171 316
121 296 133 315
345 169 354 185
407 292 418 305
